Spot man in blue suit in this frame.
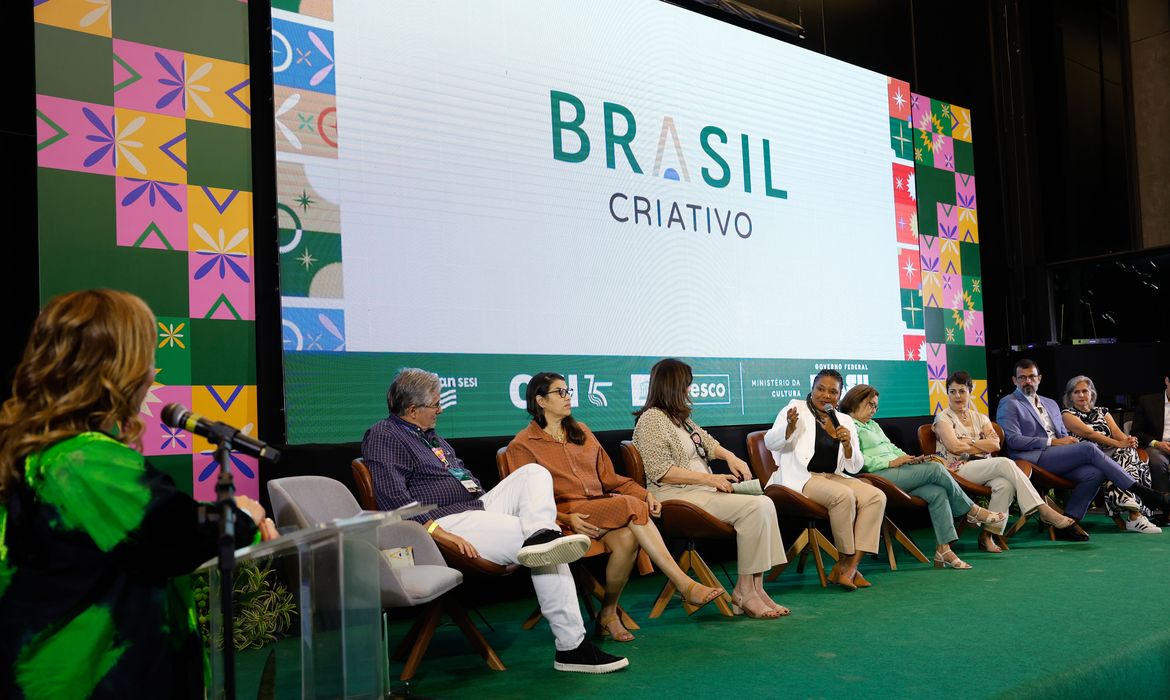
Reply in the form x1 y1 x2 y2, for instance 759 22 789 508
996 359 1169 540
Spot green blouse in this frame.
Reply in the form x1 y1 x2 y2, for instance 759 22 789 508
1 432 259 699
854 418 906 472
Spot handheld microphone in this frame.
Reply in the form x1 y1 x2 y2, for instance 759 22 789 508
823 404 841 429
161 404 281 462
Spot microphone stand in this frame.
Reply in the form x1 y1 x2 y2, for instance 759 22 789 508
205 429 239 699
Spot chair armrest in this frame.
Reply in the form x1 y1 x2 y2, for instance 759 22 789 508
855 473 926 509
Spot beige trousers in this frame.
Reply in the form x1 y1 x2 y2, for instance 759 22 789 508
801 474 886 555
651 485 786 575
954 457 1044 534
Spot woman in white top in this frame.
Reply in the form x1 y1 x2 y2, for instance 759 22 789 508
764 369 885 591
933 370 1076 551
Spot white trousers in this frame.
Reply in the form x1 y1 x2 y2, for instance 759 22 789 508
954 457 1044 534
438 464 584 651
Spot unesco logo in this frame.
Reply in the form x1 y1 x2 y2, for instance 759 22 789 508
631 373 732 407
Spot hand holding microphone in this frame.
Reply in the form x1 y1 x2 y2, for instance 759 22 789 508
823 403 850 443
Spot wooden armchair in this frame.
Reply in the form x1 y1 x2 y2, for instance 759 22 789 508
917 424 1010 550
744 431 839 586
619 441 735 618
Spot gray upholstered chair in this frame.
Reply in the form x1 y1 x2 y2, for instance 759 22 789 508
268 476 505 680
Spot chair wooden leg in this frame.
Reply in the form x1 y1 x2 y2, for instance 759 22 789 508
392 609 427 661
881 518 929 570
1007 512 1030 536
1111 514 1128 531
682 549 735 617
398 599 443 681
882 522 898 570
579 565 639 630
810 528 839 588
768 528 808 582
520 605 543 630
650 570 679 619
445 598 506 672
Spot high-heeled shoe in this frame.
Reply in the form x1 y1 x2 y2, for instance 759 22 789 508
595 613 635 642
933 549 972 569
978 535 1004 553
851 571 872 588
730 591 783 619
680 580 724 611
1036 505 1075 530
827 567 858 591
966 505 1007 527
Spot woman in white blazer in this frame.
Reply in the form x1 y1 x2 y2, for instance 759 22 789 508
764 369 886 590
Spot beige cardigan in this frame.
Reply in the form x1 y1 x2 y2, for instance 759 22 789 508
631 408 721 485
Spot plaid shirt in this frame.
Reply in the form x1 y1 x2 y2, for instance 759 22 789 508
361 414 485 523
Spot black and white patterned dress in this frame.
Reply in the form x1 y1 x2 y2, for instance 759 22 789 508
1062 406 1152 517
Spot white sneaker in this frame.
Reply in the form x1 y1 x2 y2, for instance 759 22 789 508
1125 516 1162 534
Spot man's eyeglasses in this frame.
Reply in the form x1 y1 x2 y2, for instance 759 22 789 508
544 388 574 399
414 401 442 411
1016 374 1041 383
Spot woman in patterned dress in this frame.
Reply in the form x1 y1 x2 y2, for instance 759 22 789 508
1060 375 1162 533
505 371 724 642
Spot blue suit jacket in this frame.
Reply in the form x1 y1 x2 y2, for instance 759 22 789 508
995 390 1066 463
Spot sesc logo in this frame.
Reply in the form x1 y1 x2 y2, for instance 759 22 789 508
690 374 732 406
510 374 612 410
630 373 731 407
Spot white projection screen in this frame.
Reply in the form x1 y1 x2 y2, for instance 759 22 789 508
272 0 929 441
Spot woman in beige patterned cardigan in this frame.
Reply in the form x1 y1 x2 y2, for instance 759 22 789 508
632 358 788 619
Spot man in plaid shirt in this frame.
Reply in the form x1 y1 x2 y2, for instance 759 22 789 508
363 368 629 674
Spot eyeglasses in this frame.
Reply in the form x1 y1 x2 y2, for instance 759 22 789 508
1015 374 1041 383
685 425 708 461
414 401 442 411
865 400 879 411
543 387 574 399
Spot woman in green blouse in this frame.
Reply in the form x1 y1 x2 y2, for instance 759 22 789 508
0 290 273 699
840 384 1004 569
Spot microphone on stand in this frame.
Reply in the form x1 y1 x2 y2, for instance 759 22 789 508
161 403 281 462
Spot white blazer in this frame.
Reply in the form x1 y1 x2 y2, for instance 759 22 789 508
763 398 864 492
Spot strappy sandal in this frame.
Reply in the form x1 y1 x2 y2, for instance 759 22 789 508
1037 506 1075 530
978 534 1003 553
595 613 635 642
966 505 1008 527
933 548 972 569
681 580 724 610
730 591 783 618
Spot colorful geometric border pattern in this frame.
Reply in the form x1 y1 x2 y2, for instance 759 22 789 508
909 92 987 415
272 4 345 354
34 0 261 498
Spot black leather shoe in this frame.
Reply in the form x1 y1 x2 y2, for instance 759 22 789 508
1053 524 1090 542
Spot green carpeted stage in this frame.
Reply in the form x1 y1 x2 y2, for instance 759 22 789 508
389 514 1170 699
